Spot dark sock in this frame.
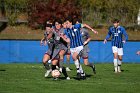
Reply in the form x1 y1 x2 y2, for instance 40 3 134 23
62 67 68 78
52 65 56 70
87 63 94 68
43 63 50 70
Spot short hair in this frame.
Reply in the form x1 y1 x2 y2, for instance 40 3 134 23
46 24 52 28
54 19 62 25
64 17 73 23
73 18 82 24
113 19 119 23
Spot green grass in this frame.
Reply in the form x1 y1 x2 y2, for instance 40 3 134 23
0 63 140 93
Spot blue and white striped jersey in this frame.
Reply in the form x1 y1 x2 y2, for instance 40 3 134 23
64 24 83 48
105 26 128 48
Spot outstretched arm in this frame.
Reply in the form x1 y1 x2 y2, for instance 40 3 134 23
82 24 98 34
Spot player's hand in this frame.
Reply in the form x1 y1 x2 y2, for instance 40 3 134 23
40 41 43 46
92 29 98 34
103 39 107 44
83 41 88 45
122 40 126 43
136 51 140 55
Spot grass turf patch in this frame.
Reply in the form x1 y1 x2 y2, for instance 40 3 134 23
0 63 140 93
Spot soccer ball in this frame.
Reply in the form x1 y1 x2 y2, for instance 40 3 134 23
51 69 61 78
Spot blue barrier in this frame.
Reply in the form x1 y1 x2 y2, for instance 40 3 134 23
0 40 140 63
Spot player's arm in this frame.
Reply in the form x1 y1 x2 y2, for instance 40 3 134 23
104 28 112 44
83 29 91 45
59 33 70 43
122 27 128 43
84 37 91 45
82 24 98 34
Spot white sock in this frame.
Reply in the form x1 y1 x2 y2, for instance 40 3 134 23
79 65 84 73
118 60 122 72
74 60 80 73
114 59 118 72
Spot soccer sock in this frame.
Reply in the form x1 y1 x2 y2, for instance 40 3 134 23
118 59 122 72
62 67 68 78
51 65 56 70
59 59 64 68
66 59 70 68
43 63 50 70
86 63 94 68
79 65 85 76
74 60 80 73
114 59 118 72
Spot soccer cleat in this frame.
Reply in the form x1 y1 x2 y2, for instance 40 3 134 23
92 65 96 74
66 67 71 71
66 77 70 80
76 73 81 80
44 69 52 77
81 76 86 80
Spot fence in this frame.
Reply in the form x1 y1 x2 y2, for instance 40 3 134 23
0 40 140 63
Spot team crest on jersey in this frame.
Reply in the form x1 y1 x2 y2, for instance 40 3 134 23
74 29 77 32
118 30 121 33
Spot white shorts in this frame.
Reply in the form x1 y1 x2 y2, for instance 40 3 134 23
112 46 123 55
70 46 83 55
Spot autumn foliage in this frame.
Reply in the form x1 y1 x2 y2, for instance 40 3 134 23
27 0 82 29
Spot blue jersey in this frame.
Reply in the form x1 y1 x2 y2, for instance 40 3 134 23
64 24 83 48
105 26 128 48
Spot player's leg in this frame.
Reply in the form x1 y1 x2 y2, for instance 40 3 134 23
83 58 96 74
118 48 123 72
71 46 85 80
59 49 65 69
66 53 71 71
82 50 96 74
43 53 51 77
112 46 118 73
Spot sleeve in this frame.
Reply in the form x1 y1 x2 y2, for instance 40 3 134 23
84 28 90 38
105 27 112 40
122 27 128 41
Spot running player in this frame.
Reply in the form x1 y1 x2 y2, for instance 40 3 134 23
80 27 97 74
64 18 97 80
104 19 128 73
51 19 70 80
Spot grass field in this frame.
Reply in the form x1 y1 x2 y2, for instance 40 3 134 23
0 63 140 93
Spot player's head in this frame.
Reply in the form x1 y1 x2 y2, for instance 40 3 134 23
46 24 52 32
113 19 120 28
65 17 73 28
62 21 67 29
54 19 62 29
73 18 82 24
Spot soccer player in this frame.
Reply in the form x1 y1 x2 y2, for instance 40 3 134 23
51 19 70 80
62 21 71 71
104 19 128 73
41 24 55 77
80 27 97 74
64 18 97 80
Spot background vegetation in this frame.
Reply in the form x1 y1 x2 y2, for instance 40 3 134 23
0 0 140 40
